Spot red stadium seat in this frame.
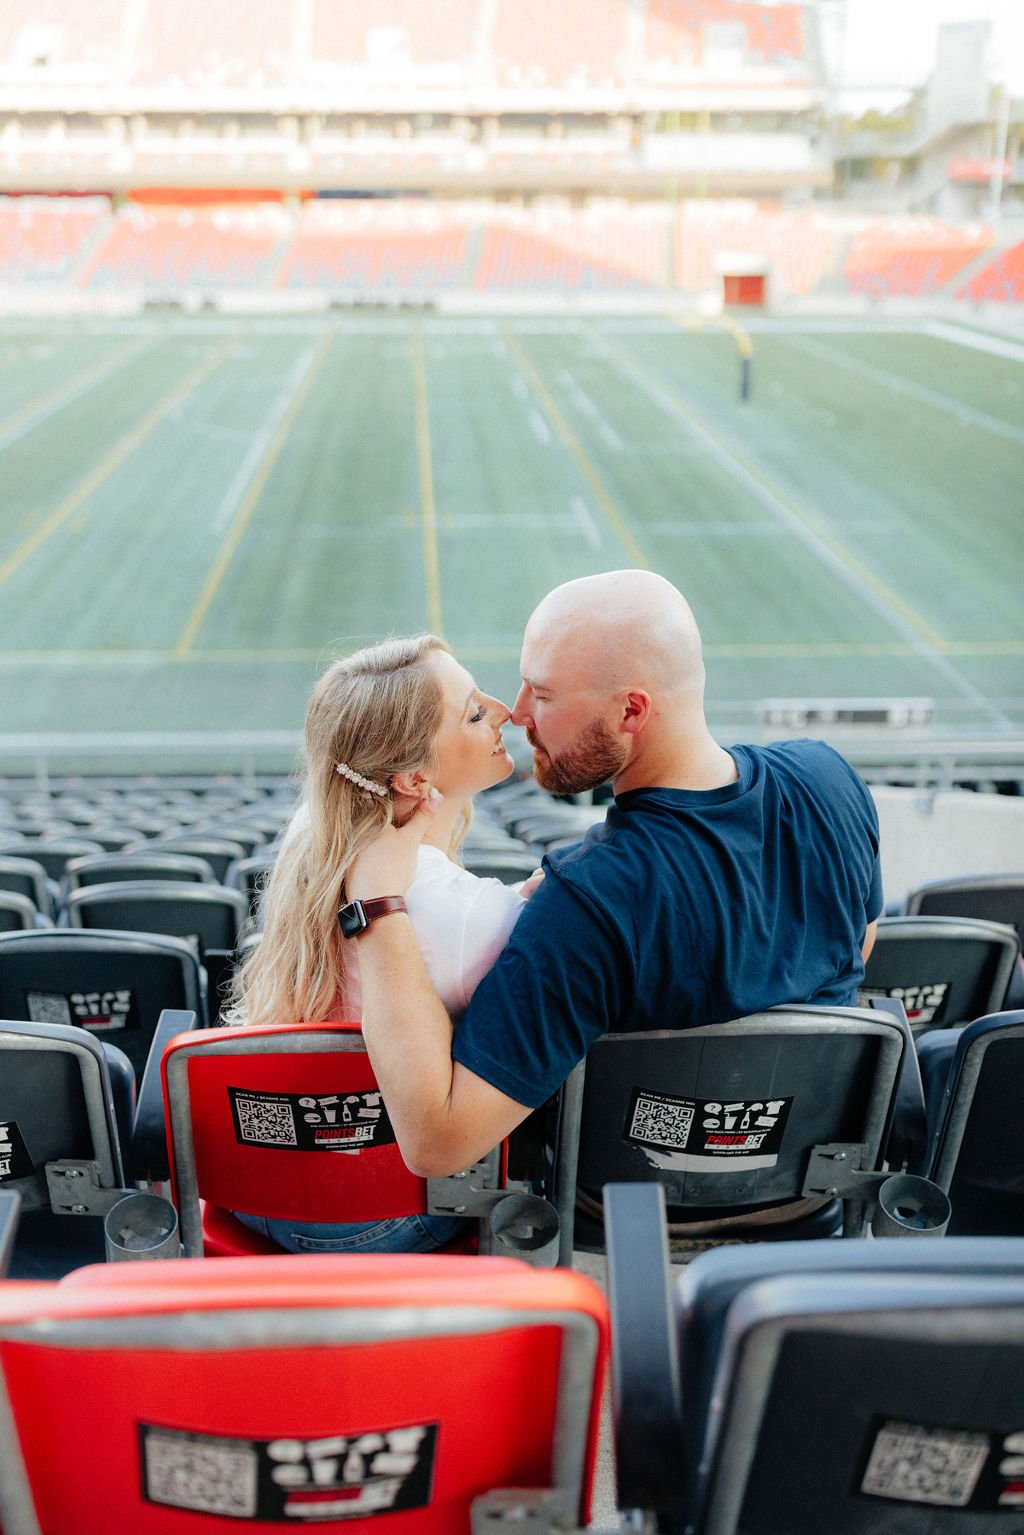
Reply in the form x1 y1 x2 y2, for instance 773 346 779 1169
161 1021 555 1259
0 1251 608 1533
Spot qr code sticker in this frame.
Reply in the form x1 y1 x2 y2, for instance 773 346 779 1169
143 1426 259 1517
234 1094 297 1146
26 991 72 1028
628 1094 694 1150
861 1421 990 1508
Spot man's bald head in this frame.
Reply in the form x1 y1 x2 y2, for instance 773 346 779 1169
524 570 705 700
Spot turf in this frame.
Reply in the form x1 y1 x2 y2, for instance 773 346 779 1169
0 313 1021 766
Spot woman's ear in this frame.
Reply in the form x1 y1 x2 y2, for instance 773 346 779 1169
390 770 432 800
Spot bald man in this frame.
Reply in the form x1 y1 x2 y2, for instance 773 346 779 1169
347 571 881 1179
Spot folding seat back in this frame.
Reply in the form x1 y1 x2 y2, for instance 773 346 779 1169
0 928 208 1082
65 879 248 953
141 837 247 882
63 851 217 894
554 1007 910 1259
0 892 43 933
605 1184 1024 1535
461 848 540 883
0 1252 607 1535
907 873 1024 945
860 915 1019 1031
224 853 274 921
918 1009 1024 1234
0 1018 134 1276
0 838 103 881
0 856 51 917
163 1023 555 1261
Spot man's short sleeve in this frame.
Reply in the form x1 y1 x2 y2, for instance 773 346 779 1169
451 866 625 1108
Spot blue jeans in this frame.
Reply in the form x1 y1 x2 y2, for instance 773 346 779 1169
232 1209 467 1254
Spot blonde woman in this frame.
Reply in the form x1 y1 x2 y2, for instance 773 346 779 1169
227 633 533 1253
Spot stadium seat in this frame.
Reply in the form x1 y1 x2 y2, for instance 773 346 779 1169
0 1016 185 1278
0 928 209 1082
604 1182 1024 1535
917 1009 1024 1235
0 1247 607 1535
162 1021 561 1263
0 838 103 882
134 836 248 882
64 879 249 953
0 1190 18 1276
906 873 1024 947
0 892 47 932
63 851 218 895
224 853 274 920
0 856 53 919
860 915 1020 1032
550 1005 939 1262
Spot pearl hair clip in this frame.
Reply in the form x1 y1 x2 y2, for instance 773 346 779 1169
334 761 388 797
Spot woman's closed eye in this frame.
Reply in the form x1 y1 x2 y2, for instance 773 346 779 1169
469 704 487 723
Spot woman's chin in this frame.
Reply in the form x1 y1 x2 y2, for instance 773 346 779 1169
487 751 516 787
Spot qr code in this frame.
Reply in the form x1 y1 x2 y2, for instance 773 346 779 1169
861 1421 990 1508
144 1428 259 1517
629 1095 694 1150
26 991 72 1028
234 1094 297 1146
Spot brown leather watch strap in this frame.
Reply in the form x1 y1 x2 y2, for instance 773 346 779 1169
338 895 408 938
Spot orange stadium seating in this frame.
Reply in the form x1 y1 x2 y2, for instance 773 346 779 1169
280 203 469 290
491 0 629 88
844 218 993 299
476 213 665 290
80 205 289 289
310 0 480 68
0 198 107 282
0 0 127 73
133 0 288 86
959 238 1024 303
676 202 835 295
644 0 806 73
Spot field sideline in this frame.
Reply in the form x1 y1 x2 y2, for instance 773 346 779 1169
0 313 1022 761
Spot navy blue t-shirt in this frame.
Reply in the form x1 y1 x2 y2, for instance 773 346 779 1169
453 739 882 1108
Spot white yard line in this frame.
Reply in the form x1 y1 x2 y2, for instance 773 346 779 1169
784 333 1024 449
571 494 603 548
213 343 318 533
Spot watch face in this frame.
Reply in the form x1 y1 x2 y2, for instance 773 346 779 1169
337 901 366 939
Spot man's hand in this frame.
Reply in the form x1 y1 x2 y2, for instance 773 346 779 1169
347 797 438 901
518 867 545 899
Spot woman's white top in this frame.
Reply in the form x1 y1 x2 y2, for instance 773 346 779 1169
343 845 525 1019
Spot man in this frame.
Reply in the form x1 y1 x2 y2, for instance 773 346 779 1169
348 570 881 1178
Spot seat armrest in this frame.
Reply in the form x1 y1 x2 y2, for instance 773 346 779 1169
868 995 929 1173
604 1183 685 1529
129 1010 198 1183
0 1190 20 1276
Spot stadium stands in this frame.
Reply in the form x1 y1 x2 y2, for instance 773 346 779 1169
959 237 1024 303
133 0 288 87
491 0 630 89
310 0 481 71
281 202 469 291
643 0 807 74
80 204 288 290
676 201 835 294
844 217 993 299
0 198 108 283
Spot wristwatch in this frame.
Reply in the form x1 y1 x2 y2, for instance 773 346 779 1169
337 896 408 939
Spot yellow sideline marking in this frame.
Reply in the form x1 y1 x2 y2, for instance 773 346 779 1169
412 328 444 634
0 335 150 445
607 327 948 651
174 331 333 658
499 326 650 570
0 340 235 590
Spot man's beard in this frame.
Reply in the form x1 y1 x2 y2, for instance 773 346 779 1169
529 717 628 796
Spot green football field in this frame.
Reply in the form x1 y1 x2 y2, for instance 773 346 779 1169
1 312 1022 766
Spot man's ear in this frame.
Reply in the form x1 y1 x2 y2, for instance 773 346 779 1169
620 689 652 736
391 770 432 800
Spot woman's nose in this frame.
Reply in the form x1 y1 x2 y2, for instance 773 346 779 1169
489 696 512 727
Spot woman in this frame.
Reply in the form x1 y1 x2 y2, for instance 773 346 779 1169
225 633 533 1253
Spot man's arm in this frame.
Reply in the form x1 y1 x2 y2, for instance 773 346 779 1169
348 811 533 1176
861 918 878 964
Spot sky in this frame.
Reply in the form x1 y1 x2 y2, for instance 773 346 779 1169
825 0 1024 107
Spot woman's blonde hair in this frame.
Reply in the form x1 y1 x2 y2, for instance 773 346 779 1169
226 634 455 1028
